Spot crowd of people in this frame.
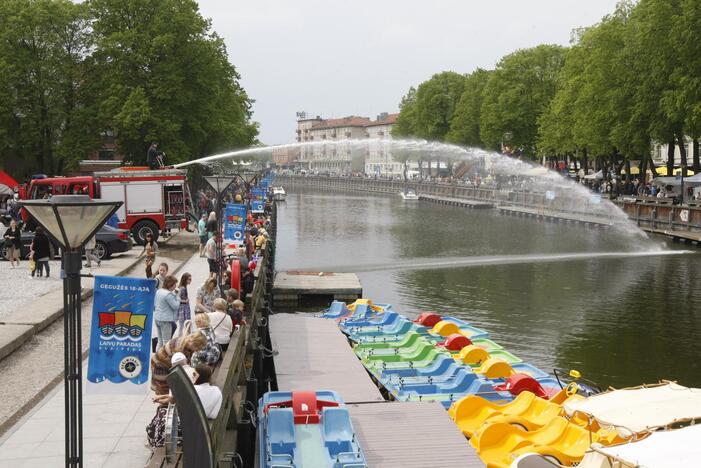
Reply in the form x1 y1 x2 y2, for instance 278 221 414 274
145 185 274 448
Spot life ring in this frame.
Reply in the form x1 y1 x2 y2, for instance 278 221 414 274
230 259 241 297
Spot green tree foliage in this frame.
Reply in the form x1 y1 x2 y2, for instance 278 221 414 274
89 0 258 165
480 44 566 157
446 69 490 147
628 0 686 163
0 0 94 175
393 72 467 142
539 3 642 160
0 0 257 176
392 86 418 137
412 72 467 141
676 0 701 139
397 0 701 174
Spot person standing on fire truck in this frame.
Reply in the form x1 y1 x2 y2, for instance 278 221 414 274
147 142 159 170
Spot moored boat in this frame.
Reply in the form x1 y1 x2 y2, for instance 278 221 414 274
258 390 368 468
400 189 419 200
272 186 286 201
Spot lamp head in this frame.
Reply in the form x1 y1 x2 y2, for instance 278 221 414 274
19 195 122 251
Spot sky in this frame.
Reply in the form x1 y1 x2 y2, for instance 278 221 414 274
196 0 621 146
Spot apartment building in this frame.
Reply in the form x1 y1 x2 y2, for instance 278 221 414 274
364 113 405 177
295 112 404 175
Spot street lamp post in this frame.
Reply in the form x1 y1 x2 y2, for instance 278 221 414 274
204 176 237 293
19 195 122 468
681 162 687 205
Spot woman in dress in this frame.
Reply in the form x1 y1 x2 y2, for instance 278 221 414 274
176 273 192 336
140 233 158 278
3 219 21 268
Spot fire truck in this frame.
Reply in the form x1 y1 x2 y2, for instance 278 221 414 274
20 168 193 244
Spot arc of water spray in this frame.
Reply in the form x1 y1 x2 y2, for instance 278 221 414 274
302 250 692 274
175 138 652 240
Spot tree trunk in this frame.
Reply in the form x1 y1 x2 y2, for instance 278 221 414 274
640 154 648 183
624 160 631 182
582 148 589 173
666 139 675 175
693 138 700 174
677 135 688 171
648 154 659 178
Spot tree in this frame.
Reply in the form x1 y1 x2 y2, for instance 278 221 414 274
0 0 94 175
480 44 566 157
669 0 701 171
627 0 687 174
88 0 258 166
392 86 418 138
412 71 466 141
446 68 490 147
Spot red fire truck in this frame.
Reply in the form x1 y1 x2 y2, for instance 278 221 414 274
20 168 193 244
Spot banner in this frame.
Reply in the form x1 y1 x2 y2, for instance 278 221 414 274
87 276 157 394
251 188 266 213
223 203 247 243
260 174 274 189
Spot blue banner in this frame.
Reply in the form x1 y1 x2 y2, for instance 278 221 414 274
87 276 157 394
251 188 266 213
223 203 246 243
260 174 274 189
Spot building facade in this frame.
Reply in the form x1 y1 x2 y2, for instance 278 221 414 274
364 113 405 177
295 112 406 175
652 137 700 168
272 146 300 167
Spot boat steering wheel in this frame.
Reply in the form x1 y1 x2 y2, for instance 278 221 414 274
565 381 579 397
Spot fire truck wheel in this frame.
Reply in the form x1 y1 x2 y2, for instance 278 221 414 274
132 220 160 245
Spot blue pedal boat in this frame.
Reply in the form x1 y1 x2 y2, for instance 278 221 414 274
258 390 368 468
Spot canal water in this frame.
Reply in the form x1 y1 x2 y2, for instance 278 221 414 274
276 188 701 389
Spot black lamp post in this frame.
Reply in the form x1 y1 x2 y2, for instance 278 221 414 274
681 162 687 205
204 176 237 293
19 195 122 468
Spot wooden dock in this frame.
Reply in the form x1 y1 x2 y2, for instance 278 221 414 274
350 401 484 468
269 314 485 467
273 271 362 309
497 205 612 227
643 228 701 244
269 314 383 403
419 194 494 209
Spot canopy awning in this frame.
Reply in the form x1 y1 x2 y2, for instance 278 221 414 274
620 166 640 175
653 167 694 176
523 166 550 176
586 424 701 468
651 177 681 186
563 383 701 437
584 170 603 180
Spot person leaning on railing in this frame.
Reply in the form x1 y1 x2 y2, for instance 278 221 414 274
151 364 222 419
150 331 208 396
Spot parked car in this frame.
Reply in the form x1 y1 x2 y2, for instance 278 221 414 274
1 225 132 261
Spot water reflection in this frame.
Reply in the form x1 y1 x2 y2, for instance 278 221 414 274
276 188 701 387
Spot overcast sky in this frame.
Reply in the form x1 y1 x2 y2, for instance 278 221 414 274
197 0 620 145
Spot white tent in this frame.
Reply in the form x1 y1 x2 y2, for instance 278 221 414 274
563 383 701 437
524 166 550 177
584 170 604 180
579 424 701 468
